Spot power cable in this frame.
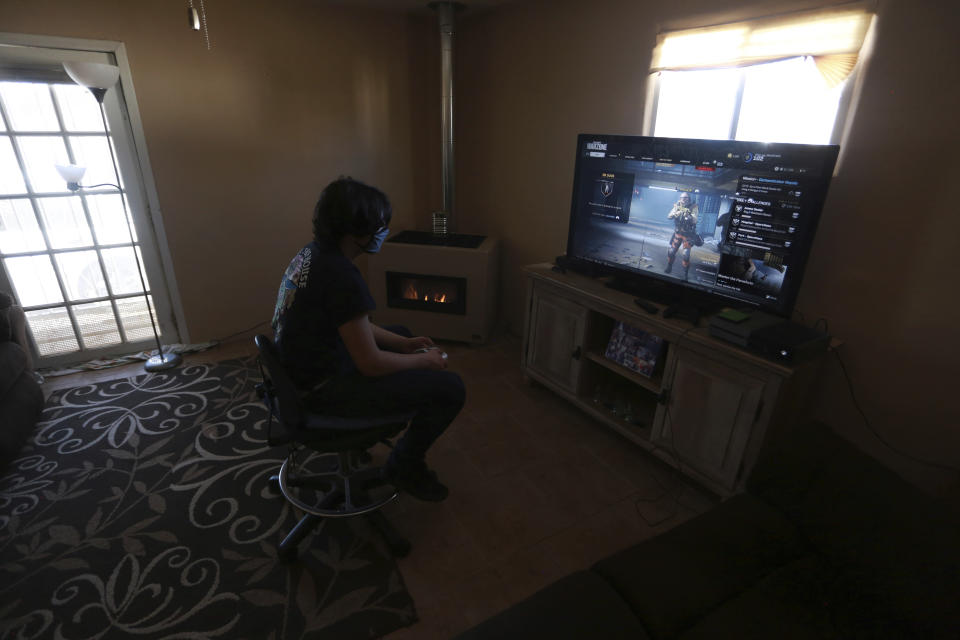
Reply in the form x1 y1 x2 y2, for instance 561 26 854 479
633 323 702 526
833 347 960 475
212 319 270 345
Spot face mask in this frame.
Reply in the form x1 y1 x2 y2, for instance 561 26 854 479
363 227 389 253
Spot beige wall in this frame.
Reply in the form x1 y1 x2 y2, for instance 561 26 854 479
0 0 439 342
456 0 960 496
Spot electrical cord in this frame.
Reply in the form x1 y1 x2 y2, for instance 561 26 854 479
634 323 701 526
782 308 954 475
212 319 270 345
833 347 960 474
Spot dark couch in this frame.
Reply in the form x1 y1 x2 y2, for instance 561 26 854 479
456 422 960 639
0 292 44 470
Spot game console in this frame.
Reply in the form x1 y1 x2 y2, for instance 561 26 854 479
708 310 783 347
709 310 829 363
748 322 830 363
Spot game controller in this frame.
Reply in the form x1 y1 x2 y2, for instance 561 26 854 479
415 346 448 360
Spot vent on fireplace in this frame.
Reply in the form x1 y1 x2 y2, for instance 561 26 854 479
386 271 466 315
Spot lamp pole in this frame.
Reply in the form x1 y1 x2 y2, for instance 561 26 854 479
59 62 180 372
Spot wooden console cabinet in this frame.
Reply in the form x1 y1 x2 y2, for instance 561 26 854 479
521 263 823 496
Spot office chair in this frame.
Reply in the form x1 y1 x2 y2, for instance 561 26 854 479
254 334 415 560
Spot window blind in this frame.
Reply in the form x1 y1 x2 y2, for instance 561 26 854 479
651 2 874 86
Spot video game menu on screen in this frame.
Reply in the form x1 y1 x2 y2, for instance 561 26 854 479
567 136 838 313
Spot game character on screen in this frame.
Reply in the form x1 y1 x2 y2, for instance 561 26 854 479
665 192 700 278
272 177 465 502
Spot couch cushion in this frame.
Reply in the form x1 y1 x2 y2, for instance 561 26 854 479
592 493 806 639
0 343 44 470
747 421 960 635
678 553 840 640
0 340 27 398
452 570 650 640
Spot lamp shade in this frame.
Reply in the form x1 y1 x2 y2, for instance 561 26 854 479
63 62 119 90
55 163 87 189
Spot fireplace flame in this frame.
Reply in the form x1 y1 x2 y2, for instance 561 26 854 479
404 282 450 304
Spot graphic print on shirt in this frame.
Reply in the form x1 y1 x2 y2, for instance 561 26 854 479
271 246 312 341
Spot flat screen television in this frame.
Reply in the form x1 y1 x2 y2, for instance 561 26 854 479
564 134 839 317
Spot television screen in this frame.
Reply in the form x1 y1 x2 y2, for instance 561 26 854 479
565 134 839 316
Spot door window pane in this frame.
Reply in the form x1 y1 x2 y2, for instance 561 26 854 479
655 68 741 140
0 198 45 253
4 254 63 306
735 57 843 144
102 246 148 295
87 193 135 244
0 82 59 132
116 296 157 342
16 136 70 192
55 250 107 300
53 84 105 132
69 136 120 189
26 307 79 355
37 196 93 249
73 300 122 348
0 138 27 194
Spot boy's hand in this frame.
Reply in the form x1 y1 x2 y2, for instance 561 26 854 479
401 335 435 353
419 348 448 370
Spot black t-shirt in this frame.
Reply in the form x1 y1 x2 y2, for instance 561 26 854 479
271 241 375 388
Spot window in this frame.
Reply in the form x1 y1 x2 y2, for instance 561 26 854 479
646 4 874 145
0 39 181 367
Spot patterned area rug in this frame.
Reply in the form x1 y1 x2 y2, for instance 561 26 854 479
0 358 416 639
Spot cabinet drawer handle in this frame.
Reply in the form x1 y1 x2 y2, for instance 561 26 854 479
657 388 670 405
571 346 582 360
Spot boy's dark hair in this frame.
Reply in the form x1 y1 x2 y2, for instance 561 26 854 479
312 177 392 246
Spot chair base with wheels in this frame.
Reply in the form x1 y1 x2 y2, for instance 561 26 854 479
254 334 415 560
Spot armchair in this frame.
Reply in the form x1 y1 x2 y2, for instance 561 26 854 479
0 291 44 470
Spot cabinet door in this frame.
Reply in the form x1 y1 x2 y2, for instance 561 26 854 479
653 347 765 491
525 286 588 393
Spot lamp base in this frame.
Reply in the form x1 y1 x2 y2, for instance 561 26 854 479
144 352 182 372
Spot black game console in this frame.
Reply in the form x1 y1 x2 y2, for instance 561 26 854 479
708 310 783 347
747 321 830 363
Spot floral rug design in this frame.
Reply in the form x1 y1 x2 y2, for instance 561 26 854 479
0 358 416 639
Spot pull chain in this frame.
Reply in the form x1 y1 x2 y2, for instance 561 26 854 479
187 0 212 50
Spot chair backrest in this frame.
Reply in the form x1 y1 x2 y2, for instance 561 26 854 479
254 334 305 429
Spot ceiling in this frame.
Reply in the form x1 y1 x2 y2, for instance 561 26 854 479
318 0 522 16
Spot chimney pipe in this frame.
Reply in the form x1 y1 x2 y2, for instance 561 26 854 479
430 2 463 232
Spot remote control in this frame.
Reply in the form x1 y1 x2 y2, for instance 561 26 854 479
634 298 658 314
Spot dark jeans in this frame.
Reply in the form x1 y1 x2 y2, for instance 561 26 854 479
302 326 465 470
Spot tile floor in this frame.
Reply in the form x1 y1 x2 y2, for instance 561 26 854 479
40 332 720 639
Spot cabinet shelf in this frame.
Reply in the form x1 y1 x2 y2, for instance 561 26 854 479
585 350 662 394
573 392 654 446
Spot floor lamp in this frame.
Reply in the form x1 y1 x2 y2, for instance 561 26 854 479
55 62 181 373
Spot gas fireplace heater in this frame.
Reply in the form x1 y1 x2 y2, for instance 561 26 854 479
368 2 498 343
369 231 498 343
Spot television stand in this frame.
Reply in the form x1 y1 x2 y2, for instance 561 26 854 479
521 263 825 496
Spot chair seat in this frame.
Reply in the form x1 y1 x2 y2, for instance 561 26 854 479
265 394 414 449
302 411 416 432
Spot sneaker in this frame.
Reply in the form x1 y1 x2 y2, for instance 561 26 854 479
382 461 449 502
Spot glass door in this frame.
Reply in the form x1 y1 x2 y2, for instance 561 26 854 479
0 45 179 367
